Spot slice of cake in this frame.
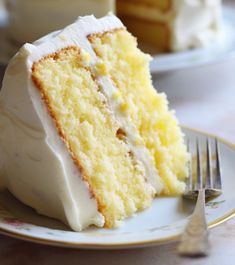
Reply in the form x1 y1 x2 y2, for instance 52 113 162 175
0 14 188 231
117 0 222 52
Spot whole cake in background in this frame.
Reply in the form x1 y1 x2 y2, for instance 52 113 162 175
0 14 188 231
117 0 222 52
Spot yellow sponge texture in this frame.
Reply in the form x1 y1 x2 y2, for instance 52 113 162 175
32 47 155 228
90 30 188 195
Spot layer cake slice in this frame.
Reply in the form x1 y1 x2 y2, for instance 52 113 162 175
0 14 188 231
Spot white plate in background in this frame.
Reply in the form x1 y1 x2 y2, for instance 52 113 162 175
150 6 235 73
1 4 235 71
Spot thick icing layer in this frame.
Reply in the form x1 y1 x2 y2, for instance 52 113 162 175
0 14 162 231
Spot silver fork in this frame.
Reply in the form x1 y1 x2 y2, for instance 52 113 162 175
178 137 222 256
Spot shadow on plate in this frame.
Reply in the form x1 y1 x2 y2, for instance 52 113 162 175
0 189 71 231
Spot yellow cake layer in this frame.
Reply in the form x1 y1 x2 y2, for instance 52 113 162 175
116 0 173 52
118 16 170 52
118 0 171 11
32 47 155 228
90 29 188 195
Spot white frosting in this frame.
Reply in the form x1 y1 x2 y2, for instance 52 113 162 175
172 0 222 51
6 0 116 44
117 0 222 51
0 14 162 231
96 76 162 194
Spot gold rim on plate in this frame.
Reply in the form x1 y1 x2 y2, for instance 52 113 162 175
0 126 234 249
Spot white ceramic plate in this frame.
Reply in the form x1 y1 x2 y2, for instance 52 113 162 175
0 127 234 249
150 5 235 73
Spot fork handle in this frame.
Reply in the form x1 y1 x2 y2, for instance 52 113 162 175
178 189 210 256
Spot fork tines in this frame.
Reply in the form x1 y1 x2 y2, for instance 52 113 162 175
185 136 222 199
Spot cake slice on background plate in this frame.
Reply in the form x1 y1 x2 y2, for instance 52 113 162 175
117 0 222 52
0 14 188 231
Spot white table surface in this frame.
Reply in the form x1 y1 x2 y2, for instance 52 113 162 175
0 1 235 264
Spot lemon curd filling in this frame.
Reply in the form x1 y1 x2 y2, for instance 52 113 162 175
32 47 155 228
89 29 188 195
